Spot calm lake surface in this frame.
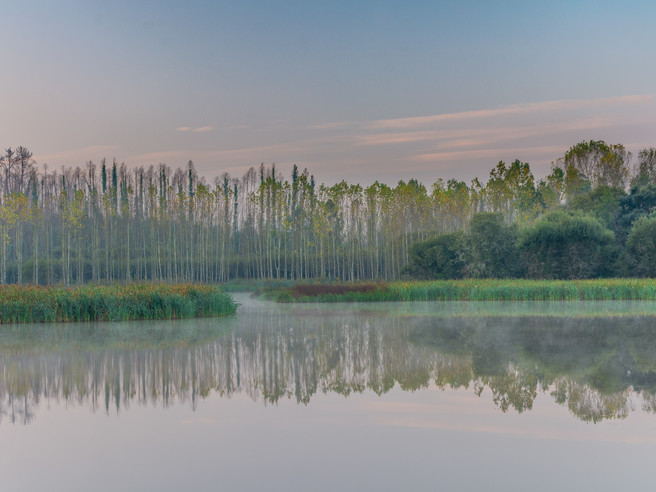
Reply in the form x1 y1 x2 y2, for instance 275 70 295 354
2 293 656 491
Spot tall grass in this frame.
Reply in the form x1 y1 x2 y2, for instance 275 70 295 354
0 283 237 324
270 279 656 302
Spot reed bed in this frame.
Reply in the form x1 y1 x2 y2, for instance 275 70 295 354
0 283 237 323
271 279 656 303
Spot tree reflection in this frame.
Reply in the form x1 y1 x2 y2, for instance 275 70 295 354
2 304 656 424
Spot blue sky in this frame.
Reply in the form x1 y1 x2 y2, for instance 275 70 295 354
3 0 656 184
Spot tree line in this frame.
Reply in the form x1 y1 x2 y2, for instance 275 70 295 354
0 140 655 284
408 142 656 279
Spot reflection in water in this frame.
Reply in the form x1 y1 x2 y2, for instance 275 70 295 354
2 297 656 425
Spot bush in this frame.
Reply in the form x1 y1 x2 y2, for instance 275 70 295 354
406 231 467 279
517 211 617 279
626 213 656 277
467 212 522 278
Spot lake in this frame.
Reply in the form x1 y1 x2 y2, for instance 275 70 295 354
2 293 656 491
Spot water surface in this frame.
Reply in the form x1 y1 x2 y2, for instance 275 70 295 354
2 294 656 491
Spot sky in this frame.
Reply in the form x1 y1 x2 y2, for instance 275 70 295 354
2 0 656 186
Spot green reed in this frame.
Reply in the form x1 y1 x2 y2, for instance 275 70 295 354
0 283 237 323
271 279 656 302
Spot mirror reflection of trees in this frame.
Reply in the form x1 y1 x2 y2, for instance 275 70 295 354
2 305 656 424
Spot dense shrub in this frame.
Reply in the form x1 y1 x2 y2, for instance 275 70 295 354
405 231 467 279
517 211 617 279
615 184 656 243
467 212 522 278
568 186 625 234
626 214 656 277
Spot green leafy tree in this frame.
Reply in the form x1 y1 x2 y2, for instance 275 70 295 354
467 212 522 278
484 160 536 221
626 214 656 277
632 148 656 187
517 211 617 279
567 186 626 234
554 140 630 198
406 231 466 279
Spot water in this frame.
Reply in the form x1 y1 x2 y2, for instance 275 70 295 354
2 294 656 491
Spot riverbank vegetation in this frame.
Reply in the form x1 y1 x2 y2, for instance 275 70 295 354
268 279 656 302
0 140 655 283
0 283 236 323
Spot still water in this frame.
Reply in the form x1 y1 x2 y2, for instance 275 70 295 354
2 294 656 491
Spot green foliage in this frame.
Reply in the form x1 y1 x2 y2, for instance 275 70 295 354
407 213 522 279
614 184 656 244
517 211 617 279
632 148 656 187
4 142 656 285
0 283 236 324
406 231 466 279
567 186 625 231
268 279 656 302
467 212 522 278
484 160 537 220
557 140 630 192
626 214 656 277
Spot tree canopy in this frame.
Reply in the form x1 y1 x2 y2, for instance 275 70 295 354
0 139 655 284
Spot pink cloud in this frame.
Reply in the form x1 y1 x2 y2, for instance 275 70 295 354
176 126 214 132
410 146 564 163
368 94 655 130
32 94 656 187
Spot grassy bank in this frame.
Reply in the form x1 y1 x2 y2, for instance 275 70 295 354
267 279 656 302
0 283 237 323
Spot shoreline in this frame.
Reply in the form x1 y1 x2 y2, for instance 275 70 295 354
262 278 656 302
0 283 236 324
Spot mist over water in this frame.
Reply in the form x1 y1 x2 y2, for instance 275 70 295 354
3 294 656 491
3 295 656 425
